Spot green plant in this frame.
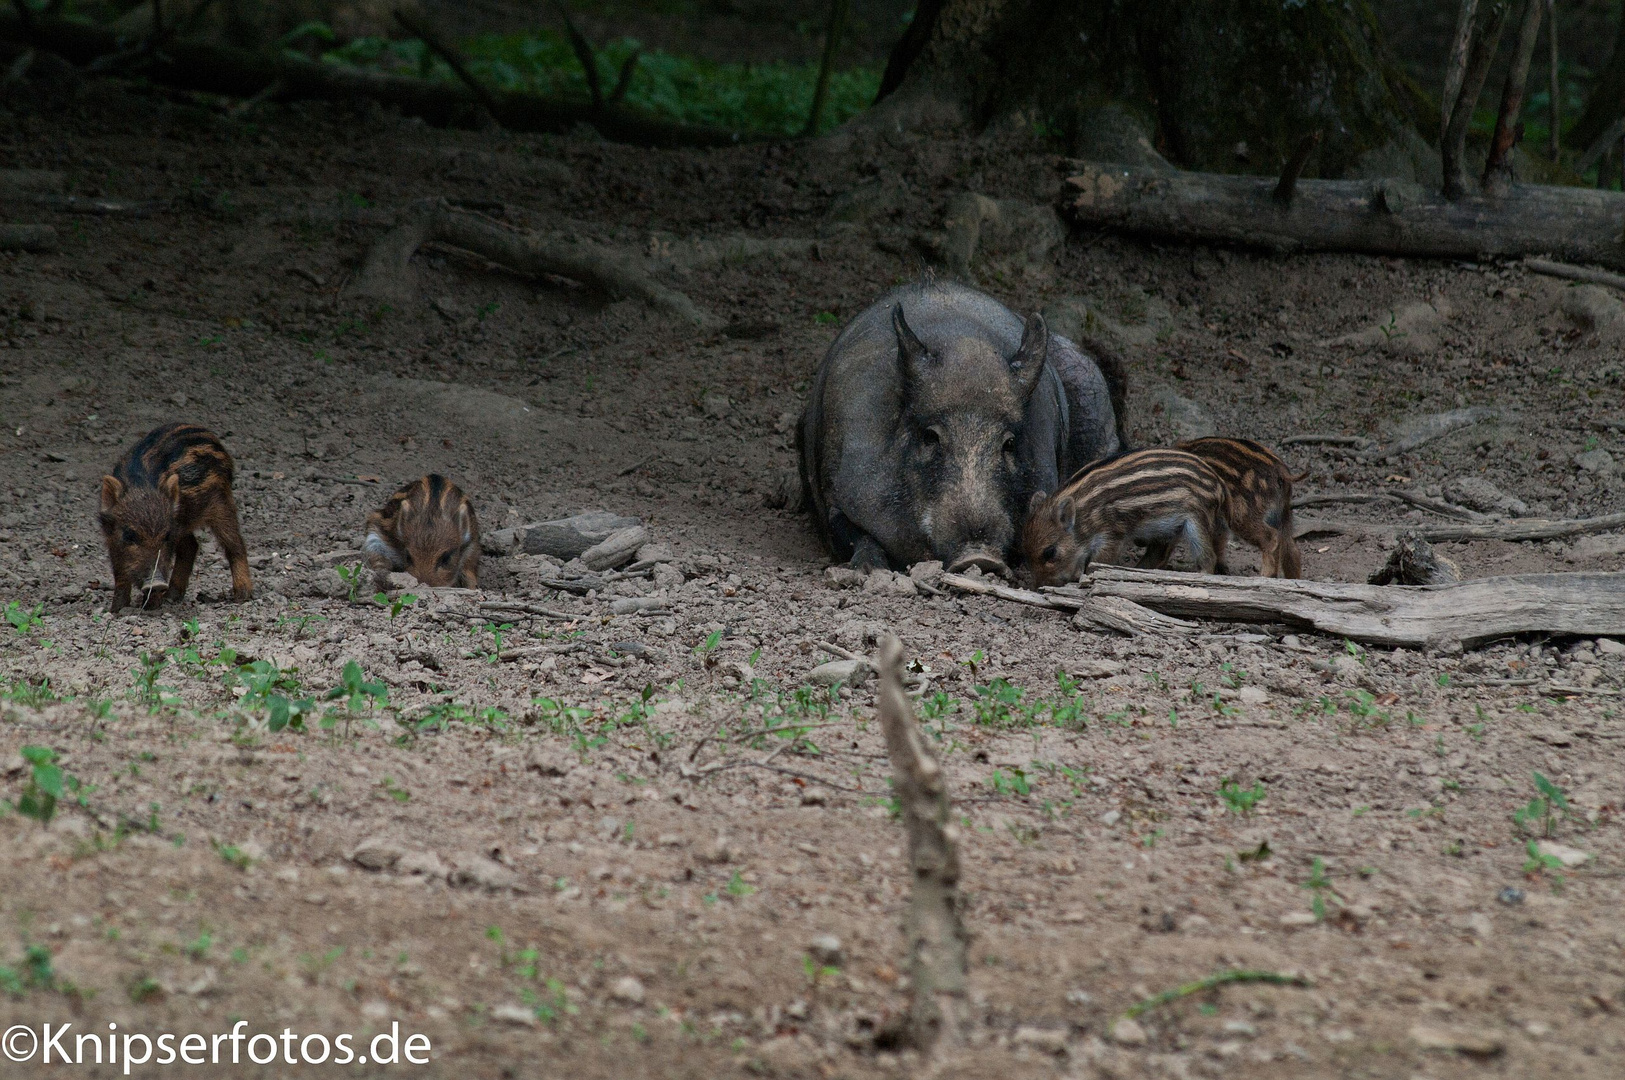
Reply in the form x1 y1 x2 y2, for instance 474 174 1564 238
1513 772 1578 838
1047 670 1089 728
184 930 213 960
1301 857 1338 921
987 767 1031 797
335 562 366 603
132 651 178 710
10 746 87 824
4 600 43 635
802 954 839 986
276 612 328 639
1522 839 1565 885
471 621 513 662
321 660 388 735
379 777 411 803
1217 778 1266 816
127 975 162 1003
212 840 253 870
375 591 419 619
692 629 723 658
725 871 755 897
971 678 1030 728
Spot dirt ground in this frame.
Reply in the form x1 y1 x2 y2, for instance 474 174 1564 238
1 78 1624 1080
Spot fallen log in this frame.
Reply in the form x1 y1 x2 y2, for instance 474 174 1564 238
1296 511 1625 544
0 223 55 252
1087 567 1625 648
939 571 1197 634
1059 161 1625 269
0 11 745 149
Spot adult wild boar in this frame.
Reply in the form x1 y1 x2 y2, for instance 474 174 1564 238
798 280 1124 574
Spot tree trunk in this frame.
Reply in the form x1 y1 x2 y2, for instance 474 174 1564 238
1568 1 1625 155
1483 0 1546 195
878 0 1425 177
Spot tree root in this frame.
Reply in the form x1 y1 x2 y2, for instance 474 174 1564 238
351 200 728 327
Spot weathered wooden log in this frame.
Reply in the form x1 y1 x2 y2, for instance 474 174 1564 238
1060 162 1625 268
1296 511 1625 544
0 11 744 149
1088 567 1625 648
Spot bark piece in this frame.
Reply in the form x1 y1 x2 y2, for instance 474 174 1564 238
1368 531 1462 586
1059 162 1625 268
514 512 641 559
873 634 968 1053
1088 566 1625 648
581 525 647 571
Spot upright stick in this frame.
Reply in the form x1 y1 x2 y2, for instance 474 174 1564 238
1444 1 1510 199
1484 0 1547 195
802 0 850 137
1548 0 1560 157
873 634 968 1053
1443 0 1481 145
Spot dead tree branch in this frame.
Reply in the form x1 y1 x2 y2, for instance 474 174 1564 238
874 634 968 1053
802 0 850 137
393 7 501 122
1272 131 1321 205
1059 161 1625 268
0 10 742 149
1444 2 1510 199
1087 566 1625 649
1484 0 1546 194
1524 256 1625 290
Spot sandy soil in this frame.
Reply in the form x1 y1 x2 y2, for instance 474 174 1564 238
1 80 1623 1080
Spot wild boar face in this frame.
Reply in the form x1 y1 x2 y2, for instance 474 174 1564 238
99 474 184 608
892 305 1047 577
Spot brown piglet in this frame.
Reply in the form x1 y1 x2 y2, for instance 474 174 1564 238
1023 448 1229 587
364 475 481 588
1176 436 1303 578
98 423 253 612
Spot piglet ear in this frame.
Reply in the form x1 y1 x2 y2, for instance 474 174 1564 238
1028 490 1047 516
100 475 123 514
159 473 181 508
1054 494 1076 533
457 503 474 546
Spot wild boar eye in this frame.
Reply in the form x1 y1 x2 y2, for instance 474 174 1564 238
1041 544 1058 562
1002 433 1017 454
920 427 941 448
121 528 138 545
437 551 454 569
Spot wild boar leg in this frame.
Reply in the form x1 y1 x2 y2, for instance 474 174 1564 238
208 498 254 601
168 534 200 603
1137 540 1174 569
850 534 890 571
110 578 131 614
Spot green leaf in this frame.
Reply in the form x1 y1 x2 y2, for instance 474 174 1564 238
32 763 64 799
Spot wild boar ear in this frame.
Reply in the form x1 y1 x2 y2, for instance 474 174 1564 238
457 503 474 546
1028 490 1047 517
159 473 181 508
892 305 931 388
1054 494 1076 533
1009 312 1049 401
100 475 123 514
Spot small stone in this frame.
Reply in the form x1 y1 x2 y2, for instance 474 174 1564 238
1110 1017 1148 1046
350 837 405 872
800 787 829 807
1238 686 1269 705
448 854 520 892
1409 1023 1505 1056
1279 911 1319 928
700 390 730 418
908 560 945 586
1458 912 1493 939
1596 637 1625 655
1100 809 1122 827
1574 449 1617 475
1073 659 1124 679
808 935 843 968
823 566 865 590
610 595 668 615
525 748 573 776
1222 1020 1257 1037
1534 840 1591 868
1012 1026 1069 1055
808 659 871 688
1497 886 1525 906
491 1004 537 1027
609 976 646 1005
